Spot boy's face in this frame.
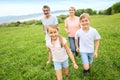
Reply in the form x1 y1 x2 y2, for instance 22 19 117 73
48 27 58 40
80 17 90 27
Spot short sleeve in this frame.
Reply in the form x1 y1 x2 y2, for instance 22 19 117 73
46 40 50 48
94 29 101 40
62 37 67 45
75 30 79 39
54 16 58 24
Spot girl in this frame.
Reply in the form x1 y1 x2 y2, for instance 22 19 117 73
46 24 78 80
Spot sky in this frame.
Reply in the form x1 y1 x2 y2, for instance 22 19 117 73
0 0 120 17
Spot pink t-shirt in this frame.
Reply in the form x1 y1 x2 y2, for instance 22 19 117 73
46 37 68 62
65 16 80 37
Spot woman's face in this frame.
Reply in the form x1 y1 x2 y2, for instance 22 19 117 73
69 8 75 16
48 27 58 40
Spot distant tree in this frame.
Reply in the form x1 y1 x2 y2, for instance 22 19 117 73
75 9 85 16
112 2 120 14
84 8 93 15
104 7 112 15
98 10 104 15
92 10 97 15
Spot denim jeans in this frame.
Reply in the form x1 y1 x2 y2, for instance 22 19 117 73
68 37 78 56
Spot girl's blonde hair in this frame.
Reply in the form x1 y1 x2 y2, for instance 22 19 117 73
47 24 64 47
80 13 90 20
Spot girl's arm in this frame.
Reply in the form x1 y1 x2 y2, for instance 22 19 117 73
46 48 52 65
94 40 100 58
64 43 78 69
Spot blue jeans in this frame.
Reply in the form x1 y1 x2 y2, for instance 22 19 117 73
68 37 78 56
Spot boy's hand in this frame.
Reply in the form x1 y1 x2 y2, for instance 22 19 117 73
73 63 78 69
46 60 50 65
94 52 98 58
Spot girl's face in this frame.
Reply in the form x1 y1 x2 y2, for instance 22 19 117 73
47 27 58 40
80 17 90 27
69 8 75 16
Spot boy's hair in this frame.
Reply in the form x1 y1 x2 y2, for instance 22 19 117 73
47 24 64 47
42 5 50 10
80 13 90 20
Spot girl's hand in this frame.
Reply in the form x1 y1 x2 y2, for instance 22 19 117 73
73 63 78 69
46 60 50 65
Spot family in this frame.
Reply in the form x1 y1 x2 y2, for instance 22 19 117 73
41 5 101 80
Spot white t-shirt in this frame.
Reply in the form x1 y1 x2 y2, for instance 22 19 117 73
41 15 58 40
46 37 68 62
75 27 101 53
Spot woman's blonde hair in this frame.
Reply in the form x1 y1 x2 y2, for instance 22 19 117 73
47 24 64 47
69 6 76 12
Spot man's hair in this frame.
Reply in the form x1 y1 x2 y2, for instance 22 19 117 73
80 13 90 20
42 5 50 10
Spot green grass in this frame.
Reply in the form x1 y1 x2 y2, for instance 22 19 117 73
0 14 120 80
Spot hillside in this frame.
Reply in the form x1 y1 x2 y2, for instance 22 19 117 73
0 14 120 80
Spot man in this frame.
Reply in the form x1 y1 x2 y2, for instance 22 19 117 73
41 5 58 40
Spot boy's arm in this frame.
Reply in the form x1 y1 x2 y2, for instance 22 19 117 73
46 48 52 65
94 39 100 58
64 43 78 69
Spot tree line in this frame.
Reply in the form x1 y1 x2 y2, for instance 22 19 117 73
75 2 120 15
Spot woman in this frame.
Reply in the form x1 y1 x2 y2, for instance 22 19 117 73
65 7 80 57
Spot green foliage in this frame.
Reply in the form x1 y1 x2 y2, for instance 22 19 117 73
75 9 85 16
6 21 21 27
112 2 120 14
0 14 120 80
75 8 97 16
98 2 120 15
57 14 68 23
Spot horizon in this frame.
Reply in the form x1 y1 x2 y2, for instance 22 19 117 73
0 0 120 17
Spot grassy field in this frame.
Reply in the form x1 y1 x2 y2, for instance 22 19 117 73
0 14 120 80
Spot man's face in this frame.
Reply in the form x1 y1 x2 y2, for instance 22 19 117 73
43 8 50 15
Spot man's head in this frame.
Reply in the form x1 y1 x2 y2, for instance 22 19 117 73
42 5 50 16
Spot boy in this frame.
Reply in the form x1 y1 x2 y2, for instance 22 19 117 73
75 13 101 76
